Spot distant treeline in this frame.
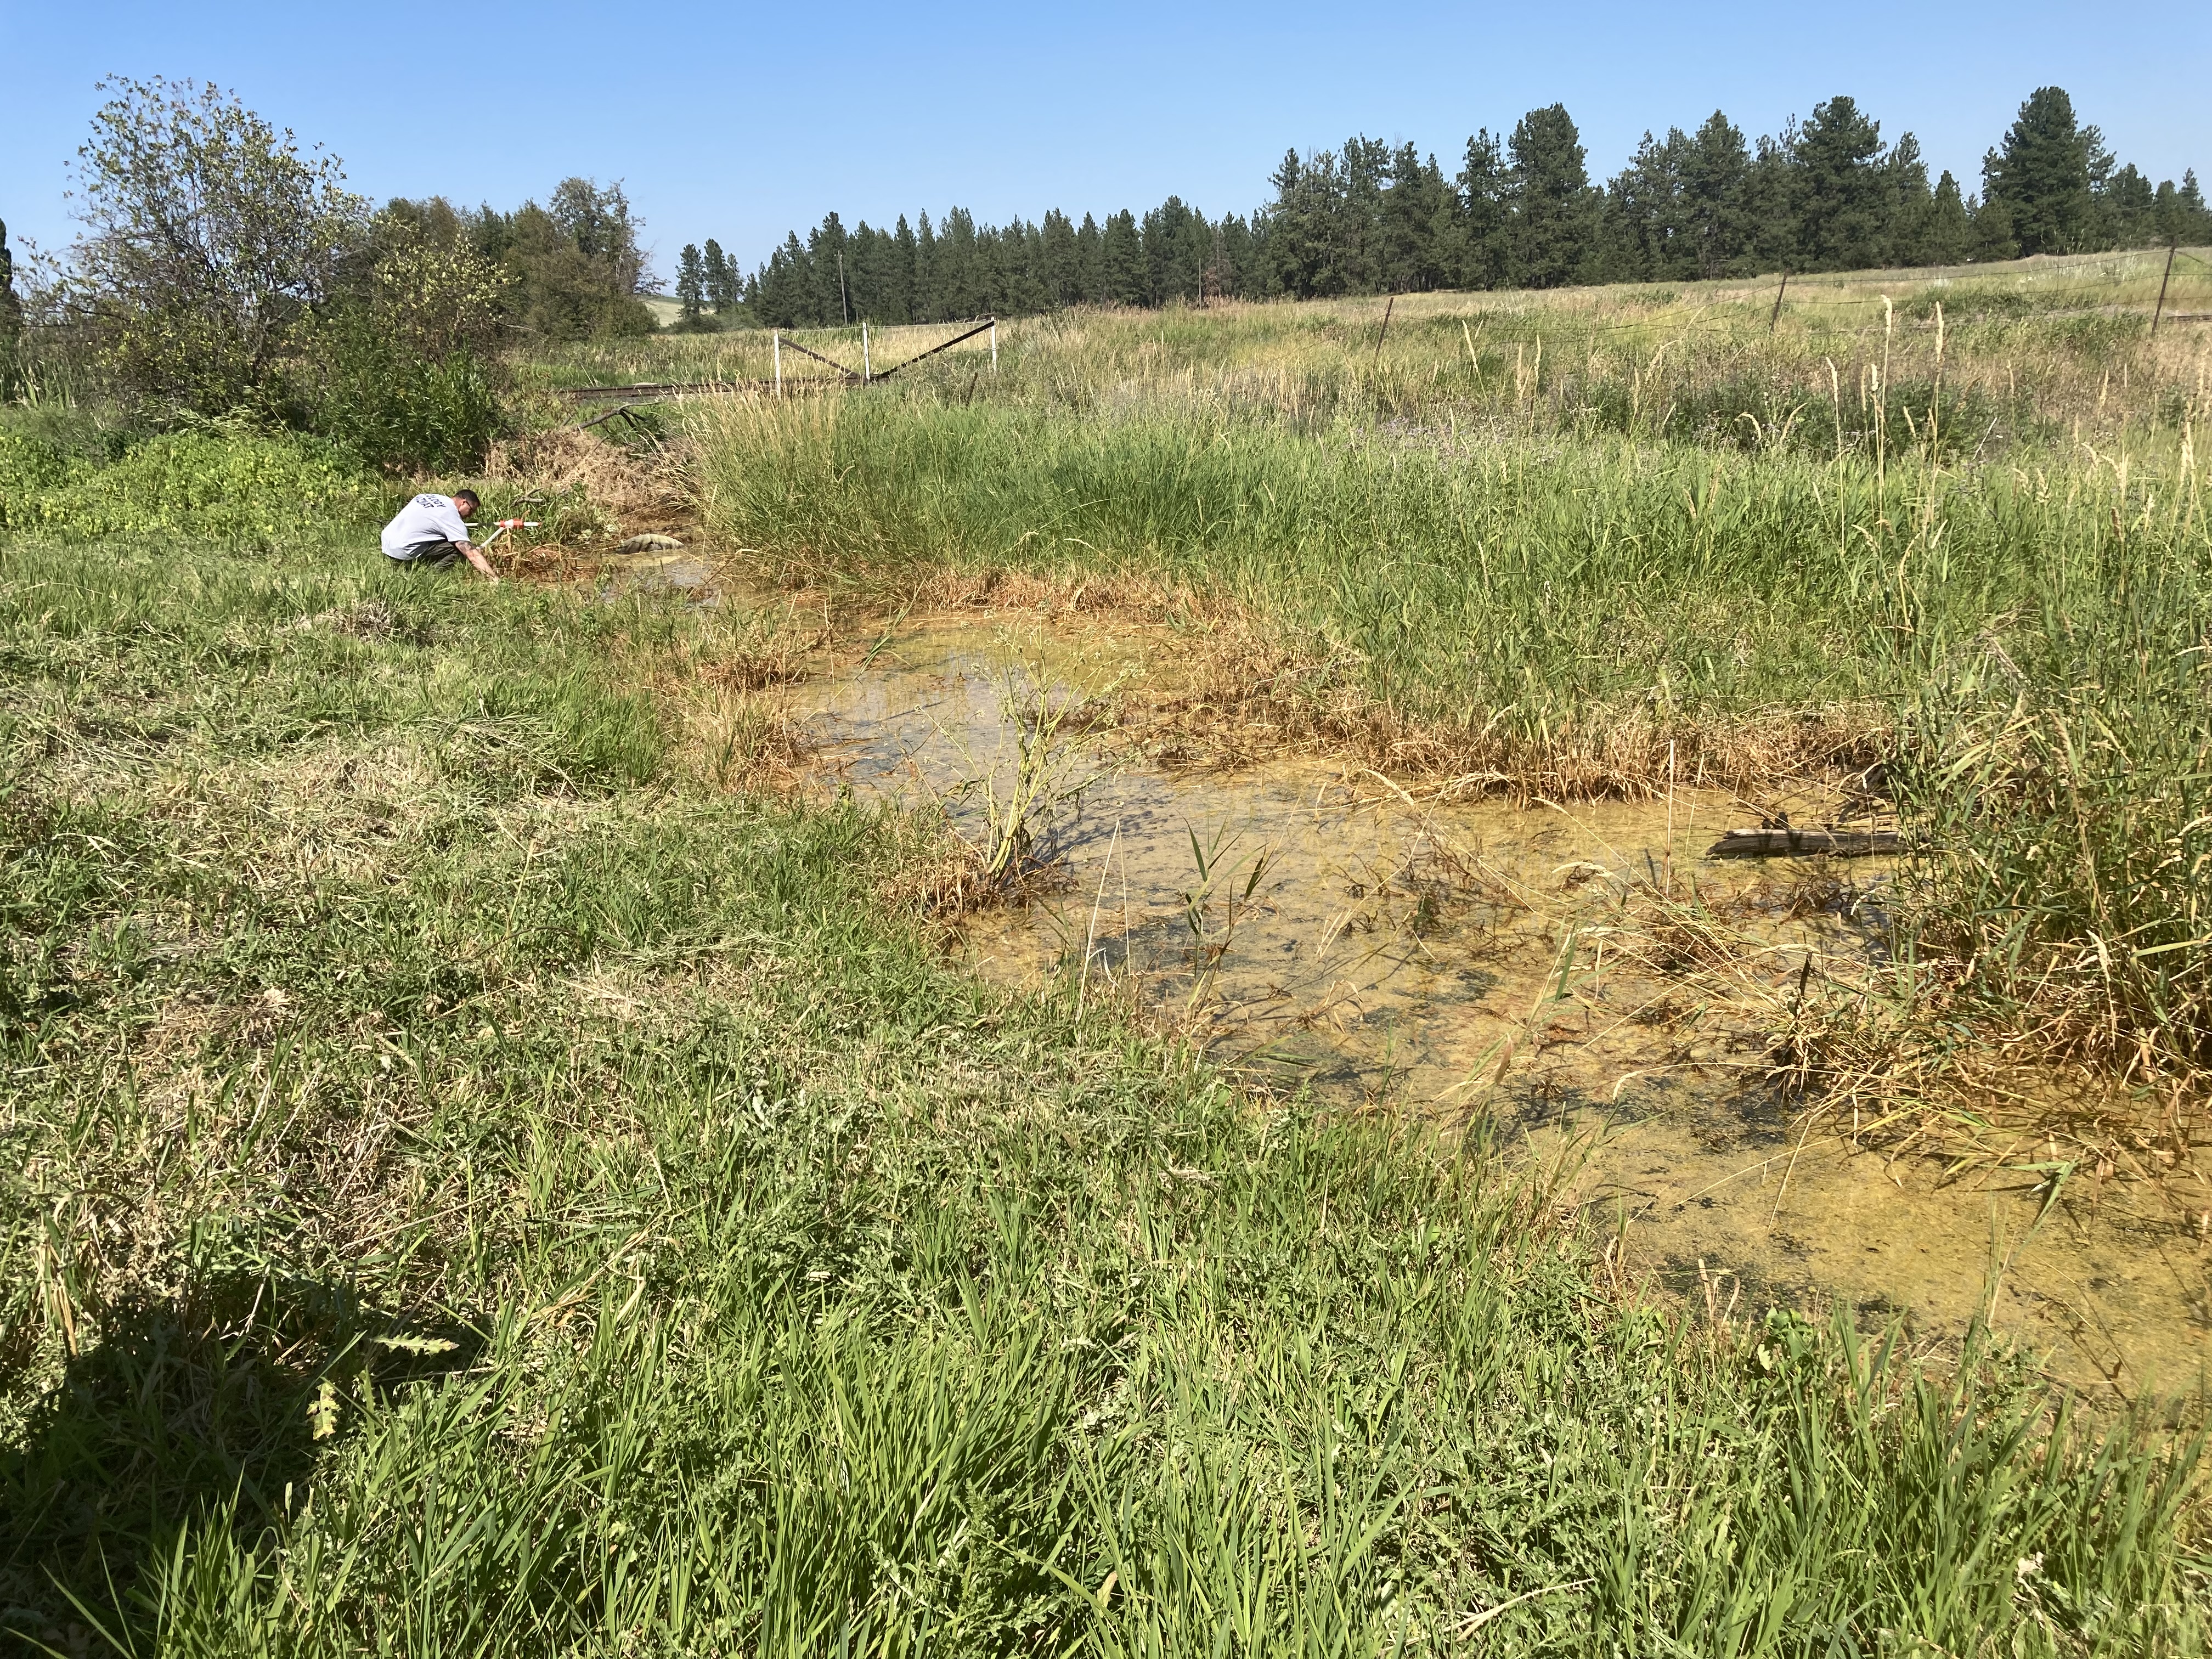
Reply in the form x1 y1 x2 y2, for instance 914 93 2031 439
693 87 2210 329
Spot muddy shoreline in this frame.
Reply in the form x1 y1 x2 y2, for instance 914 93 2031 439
602 549 2210 1401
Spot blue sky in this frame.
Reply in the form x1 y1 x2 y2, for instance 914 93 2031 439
3 1 2206 284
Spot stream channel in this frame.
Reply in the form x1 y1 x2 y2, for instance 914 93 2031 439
639 554 2210 1402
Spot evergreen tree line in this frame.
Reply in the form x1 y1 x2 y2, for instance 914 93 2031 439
729 199 1265 329
702 86 2209 328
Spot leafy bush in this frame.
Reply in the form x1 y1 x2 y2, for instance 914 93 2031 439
66 78 362 419
0 429 76 502
284 220 510 471
53 82 512 472
0 425 378 543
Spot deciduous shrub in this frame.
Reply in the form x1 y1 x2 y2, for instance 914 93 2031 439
292 223 511 471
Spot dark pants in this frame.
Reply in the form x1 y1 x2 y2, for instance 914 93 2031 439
387 540 462 569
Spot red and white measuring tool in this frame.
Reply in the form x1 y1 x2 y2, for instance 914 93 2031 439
473 518 539 551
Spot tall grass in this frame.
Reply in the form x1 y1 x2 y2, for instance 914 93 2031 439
1901 588 2212 1069
691 303 2212 1081
2 518 2205 1652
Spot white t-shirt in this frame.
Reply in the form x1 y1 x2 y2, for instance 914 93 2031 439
381 494 470 558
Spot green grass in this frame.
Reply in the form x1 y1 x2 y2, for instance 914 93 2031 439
1 501 2207 1653
697 395 2199 726
0 416 380 544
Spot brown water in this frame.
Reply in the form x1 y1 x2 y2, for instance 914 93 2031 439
786 611 2209 1401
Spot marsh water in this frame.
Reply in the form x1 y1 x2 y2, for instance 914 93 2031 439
635 552 2208 1398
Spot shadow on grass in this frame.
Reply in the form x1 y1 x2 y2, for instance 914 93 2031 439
1 1272 477 1654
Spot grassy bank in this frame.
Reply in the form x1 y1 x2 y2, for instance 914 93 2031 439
3 452 2205 1651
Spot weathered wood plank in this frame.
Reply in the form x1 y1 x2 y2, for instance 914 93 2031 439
1706 827 1900 859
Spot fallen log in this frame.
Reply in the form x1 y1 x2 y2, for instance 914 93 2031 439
1706 826 1900 859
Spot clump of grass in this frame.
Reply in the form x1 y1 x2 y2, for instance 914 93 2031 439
691 393 2130 788
1899 629 2212 1075
943 663 1110 888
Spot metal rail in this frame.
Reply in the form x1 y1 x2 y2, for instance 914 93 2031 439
868 318 996 381
774 336 861 379
558 316 1000 407
562 380 759 401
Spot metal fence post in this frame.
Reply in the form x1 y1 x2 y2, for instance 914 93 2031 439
772 331 781 396
862 323 870 384
990 318 997 373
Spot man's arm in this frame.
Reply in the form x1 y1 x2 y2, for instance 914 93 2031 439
455 539 499 582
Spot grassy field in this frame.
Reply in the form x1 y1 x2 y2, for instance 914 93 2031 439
675 253 2212 1096
1 422 2207 1651
554 246 2212 439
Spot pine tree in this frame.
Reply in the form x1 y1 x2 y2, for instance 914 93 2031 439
1882 133 1935 264
1201 219 1230 301
1262 149 1333 298
845 222 898 323
1074 212 1105 302
1041 209 1082 304
913 212 938 320
1102 210 1148 306
2097 165 2159 249
1742 126 1802 273
2157 172 2212 246
1967 190 2018 263
1918 172 1971 265
938 207 981 317
754 232 816 327
807 212 852 324
1142 196 1199 303
1008 217 1052 313
1506 105 1597 289
1453 131 1510 289
1376 144 1451 291
891 217 919 321
1217 213 1260 298
701 238 736 312
1794 97 1889 269
1681 112 1753 279
675 242 705 319
1338 137 1390 295
1603 129 1690 281
1984 87 2095 256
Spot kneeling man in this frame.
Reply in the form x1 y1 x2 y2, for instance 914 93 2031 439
381 489 498 582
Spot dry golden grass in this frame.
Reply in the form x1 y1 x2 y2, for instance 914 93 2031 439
531 245 2212 453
